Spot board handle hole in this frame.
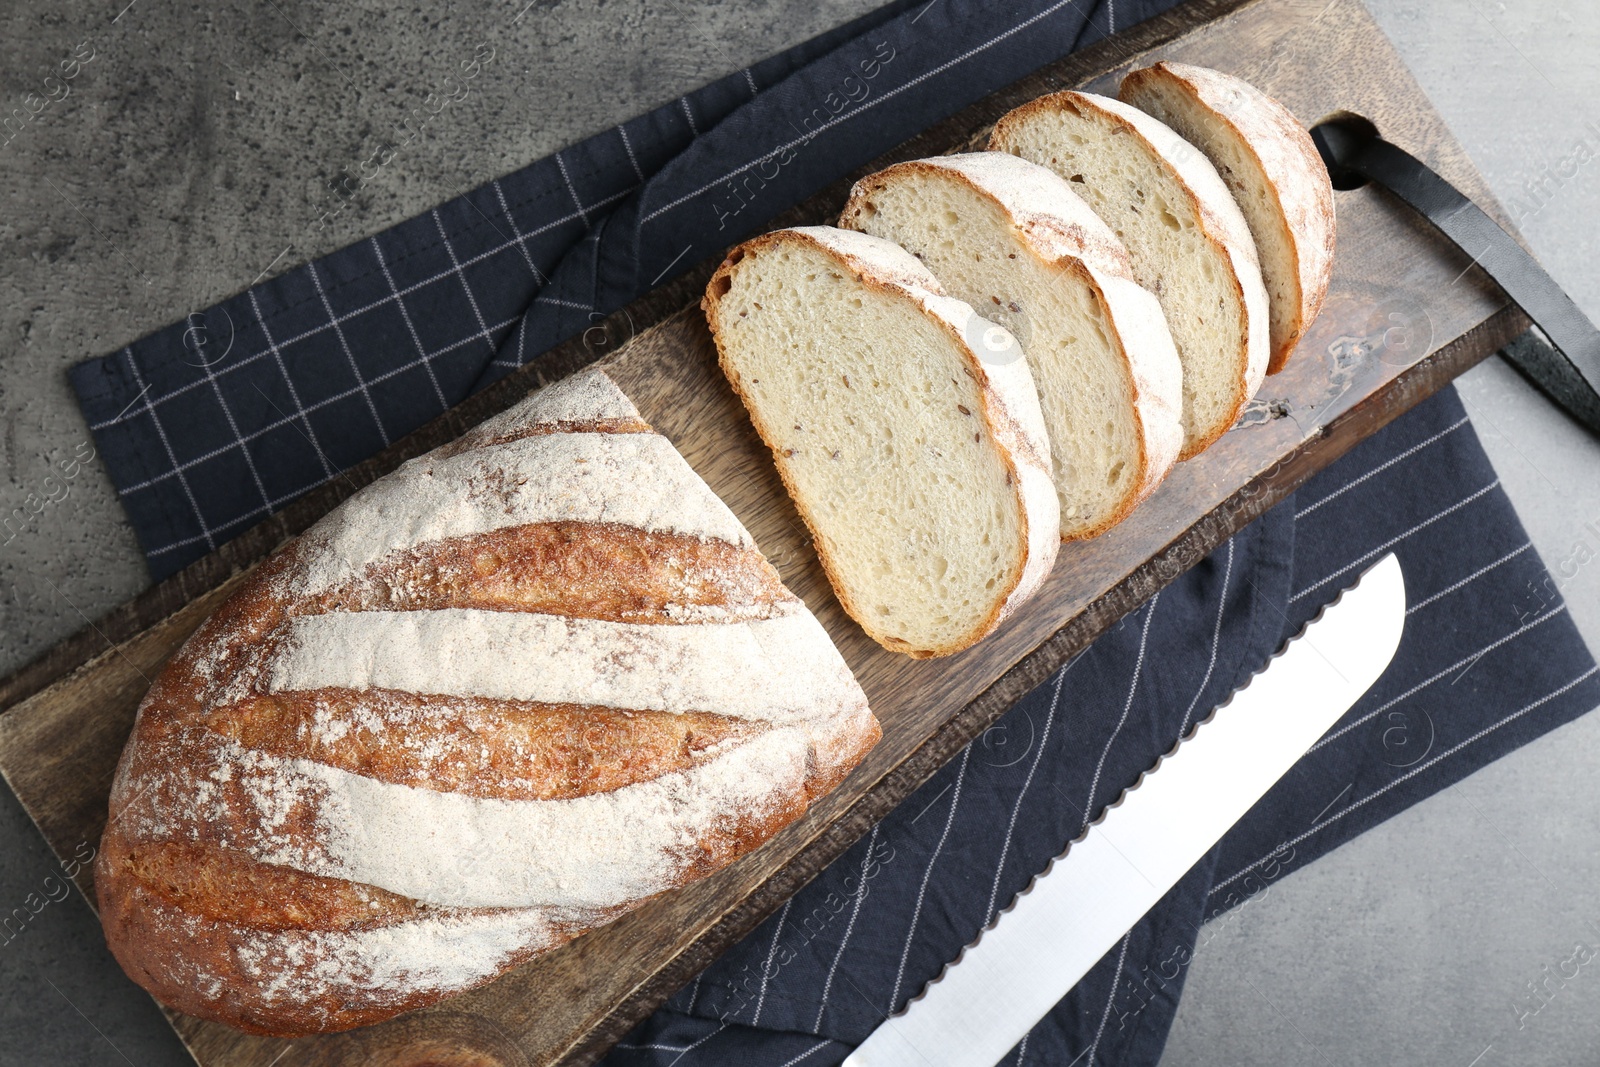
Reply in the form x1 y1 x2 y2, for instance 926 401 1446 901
1310 111 1381 191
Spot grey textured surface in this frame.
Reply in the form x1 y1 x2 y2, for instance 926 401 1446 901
0 0 885 678
1 0 1598 1064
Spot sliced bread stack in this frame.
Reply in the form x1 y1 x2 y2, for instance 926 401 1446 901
702 66 1334 658
1119 61 1336 374
990 90 1271 459
838 152 1183 540
702 226 1060 658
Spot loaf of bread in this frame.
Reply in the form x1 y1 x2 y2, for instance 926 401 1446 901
703 226 1060 658
1120 62 1335 374
95 367 880 1036
991 90 1270 459
839 152 1183 539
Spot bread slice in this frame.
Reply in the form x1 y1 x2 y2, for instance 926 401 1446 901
839 152 1183 539
702 226 1059 658
1120 62 1335 374
990 90 1270 459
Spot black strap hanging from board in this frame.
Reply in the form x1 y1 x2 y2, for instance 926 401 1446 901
1311 119 1600 436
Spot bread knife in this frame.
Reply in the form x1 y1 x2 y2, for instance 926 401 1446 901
843 552 1407 1067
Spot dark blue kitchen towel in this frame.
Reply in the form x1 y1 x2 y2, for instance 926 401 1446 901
601 386 1600 1067
68 0 1168 579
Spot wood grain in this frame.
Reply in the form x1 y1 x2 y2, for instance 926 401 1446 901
0 0 1527 1064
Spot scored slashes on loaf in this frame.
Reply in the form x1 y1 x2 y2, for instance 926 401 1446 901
96 368 881 1036
703 226 1060 659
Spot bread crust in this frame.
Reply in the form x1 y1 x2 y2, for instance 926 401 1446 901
839 154 1183 538
990 90 1271 459
1071 262 1185 529
703 226 1060 658
1120 62 1335 374
96 368 880 1036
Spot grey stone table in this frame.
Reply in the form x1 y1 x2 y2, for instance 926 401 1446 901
1 1 1597 1063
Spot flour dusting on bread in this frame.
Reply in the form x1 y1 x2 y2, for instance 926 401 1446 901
97 367 880 1036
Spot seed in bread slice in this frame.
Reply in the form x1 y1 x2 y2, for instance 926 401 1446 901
991 90 1270 459
839 152 1183 540
702 226 1060 658
1120 62 1335 375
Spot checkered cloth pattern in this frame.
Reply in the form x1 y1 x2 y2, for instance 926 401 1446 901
70 0 1156 579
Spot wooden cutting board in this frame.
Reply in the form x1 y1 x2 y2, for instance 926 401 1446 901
0 0 1530 1064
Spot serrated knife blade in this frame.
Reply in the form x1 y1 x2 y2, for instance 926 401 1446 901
843 553 1408 1067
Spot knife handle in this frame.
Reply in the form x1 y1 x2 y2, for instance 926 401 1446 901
1310 116 1600 437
